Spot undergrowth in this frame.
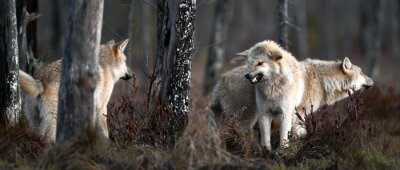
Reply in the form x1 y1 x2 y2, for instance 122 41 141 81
0 86 399 169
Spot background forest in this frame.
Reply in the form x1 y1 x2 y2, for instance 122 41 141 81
0 0 400 169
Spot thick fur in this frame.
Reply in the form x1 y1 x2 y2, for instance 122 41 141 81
291 58 373 136
211 40 305 150
19 39 133 143
209 40 373 151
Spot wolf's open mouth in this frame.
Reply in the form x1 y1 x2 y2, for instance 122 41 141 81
250 73 263 84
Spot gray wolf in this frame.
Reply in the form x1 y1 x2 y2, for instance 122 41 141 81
19 39 134 142
209 40 373 151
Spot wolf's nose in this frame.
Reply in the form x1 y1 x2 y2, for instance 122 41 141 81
121 73 134 80
245 73 252 79
363 84 373 89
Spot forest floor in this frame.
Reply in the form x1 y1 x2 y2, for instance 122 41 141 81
0 84 400 169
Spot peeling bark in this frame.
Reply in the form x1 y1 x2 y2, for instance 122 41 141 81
0 0 21 127
56 0 103 144
156 0 177 104
203 0 234 94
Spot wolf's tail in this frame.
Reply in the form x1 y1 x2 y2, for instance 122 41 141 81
19 70 43 97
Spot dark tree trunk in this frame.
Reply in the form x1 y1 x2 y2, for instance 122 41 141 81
203 0 234 94
0 0 21 127
361 0 383 79
156 0 177 104
56 0 103 144
294 0 308 60
320 0 336 59
278 0 288 50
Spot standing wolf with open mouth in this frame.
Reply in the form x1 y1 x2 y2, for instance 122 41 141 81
209 40 374 152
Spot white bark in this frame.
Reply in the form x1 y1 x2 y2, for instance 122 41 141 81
0 0 21 126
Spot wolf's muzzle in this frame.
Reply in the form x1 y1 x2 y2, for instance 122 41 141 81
363 78 374 89
245 73 263 84
121 72 134 80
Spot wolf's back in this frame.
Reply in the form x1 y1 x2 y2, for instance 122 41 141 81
19 70 43 97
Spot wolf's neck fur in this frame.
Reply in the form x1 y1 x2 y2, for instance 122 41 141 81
300 60 350 114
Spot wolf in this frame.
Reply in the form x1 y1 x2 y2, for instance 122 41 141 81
291 57 373 136
19 39 134 142
209 40 374 151
211 40 305 150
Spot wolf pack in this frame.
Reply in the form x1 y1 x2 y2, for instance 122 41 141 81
19 39 373 152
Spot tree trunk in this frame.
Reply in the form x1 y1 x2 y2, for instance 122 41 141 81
320 0 336 59
278 0 288 50
167 0 196 135
156 0 177 104
0 0 21 127
154 0 195 144
361 0 383 79
203 0 234 94
294 0 308 60
56 0 103 144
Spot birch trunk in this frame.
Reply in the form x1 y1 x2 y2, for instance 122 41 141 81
167 0 196 135
0 0 21 127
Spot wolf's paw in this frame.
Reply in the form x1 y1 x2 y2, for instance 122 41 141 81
293 127 307 139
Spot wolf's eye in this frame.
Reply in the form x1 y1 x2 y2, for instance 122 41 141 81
257 62 263 66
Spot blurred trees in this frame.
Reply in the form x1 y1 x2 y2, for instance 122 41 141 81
361 0 384 79
56 0 103 144
320 0 336 59
278 0 288 50
0 0 21 127
203 0 234 94
294 0 308 60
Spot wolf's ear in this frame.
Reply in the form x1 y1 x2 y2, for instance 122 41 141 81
236 50 250 57
269 50 283 61
115 39 129 52
106 39 115 45
342 57 352 71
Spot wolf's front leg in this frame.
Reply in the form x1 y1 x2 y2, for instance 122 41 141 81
96 106 109 142
259 113 272 151
279 108 293 148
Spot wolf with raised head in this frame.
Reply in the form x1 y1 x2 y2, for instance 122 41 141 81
211 40 305 150
209 40 374 151
19 39 134 143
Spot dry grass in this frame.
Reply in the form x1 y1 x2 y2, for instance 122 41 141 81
1 85 399 169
